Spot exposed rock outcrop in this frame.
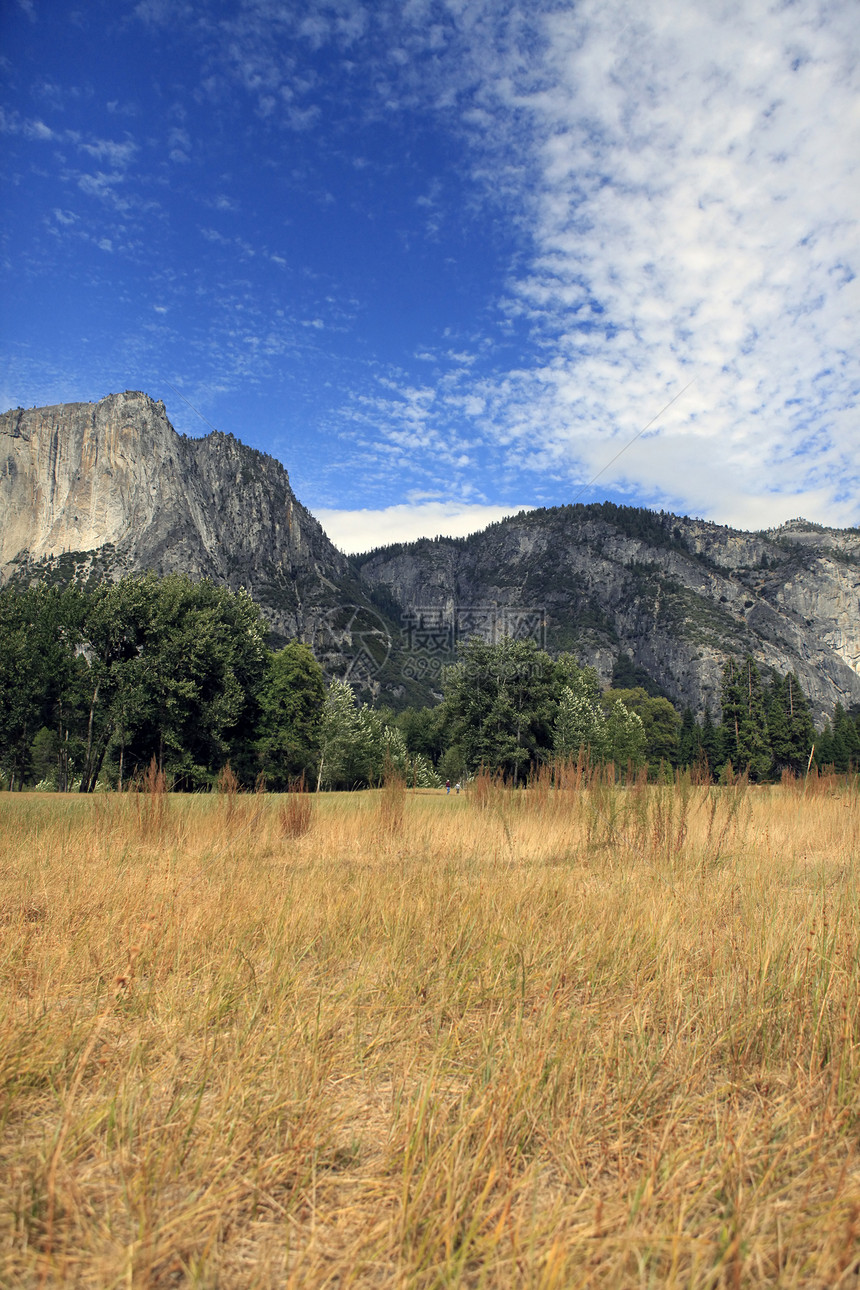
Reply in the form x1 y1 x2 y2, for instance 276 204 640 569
0 391 350 639
354 507 860 722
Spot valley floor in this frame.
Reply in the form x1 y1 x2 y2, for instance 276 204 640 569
1 781 859 1287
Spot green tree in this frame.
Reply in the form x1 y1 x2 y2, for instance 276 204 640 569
76 574 268 788
600 686 681 771
815 720 834 769
317 679 387 789
76 577 161 791
394 705 448 765
824 703 860 772
700 705 723 779
133 575 268 786
0 584 85 789
2 576 271 790
254 642 325 788
677 707 700 768
443 637 559 782
720 655 771 780
768 672 815 775
552 681 606 762
603 700 646 770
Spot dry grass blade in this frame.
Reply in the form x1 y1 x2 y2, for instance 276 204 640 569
279 776 314 838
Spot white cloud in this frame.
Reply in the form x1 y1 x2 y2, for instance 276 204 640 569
312 501 534 553
26 118 55 140
450 0 860 525
308 0 860 529
29 0 855 535
79 137 137 166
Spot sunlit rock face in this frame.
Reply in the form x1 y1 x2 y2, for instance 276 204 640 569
0 390 349 639
2 392 858 721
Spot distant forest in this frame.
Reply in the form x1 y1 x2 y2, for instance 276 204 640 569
1 575 858 792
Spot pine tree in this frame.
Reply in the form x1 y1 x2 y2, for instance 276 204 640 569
816 721 834 769
720 655 772 780
700 705 722 780
767 674 791 770
785 673 816 772
677 707 700 768
829 704 860 772
768 671 815 775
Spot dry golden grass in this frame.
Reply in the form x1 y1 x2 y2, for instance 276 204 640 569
1 774 859 1288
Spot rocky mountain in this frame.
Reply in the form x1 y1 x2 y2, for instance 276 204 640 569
355 505 860 722
0 391 389 672
2 392 859 721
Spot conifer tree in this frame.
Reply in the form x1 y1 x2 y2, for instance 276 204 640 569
677 707 700 768
785 672 816 772
827 704 860 772
767 671 815 775
720 655 771 780
816 720 834 769
700 705 722 779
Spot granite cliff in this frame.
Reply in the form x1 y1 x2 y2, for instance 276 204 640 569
2 392 858 721
0 391 362 645
355 507 860 721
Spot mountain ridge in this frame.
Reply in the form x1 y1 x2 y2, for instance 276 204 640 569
2 392 858 722
354 502 860 720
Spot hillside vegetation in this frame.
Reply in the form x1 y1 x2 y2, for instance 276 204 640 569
4 396 860 719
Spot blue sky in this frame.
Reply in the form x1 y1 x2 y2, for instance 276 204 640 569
2 0 858 551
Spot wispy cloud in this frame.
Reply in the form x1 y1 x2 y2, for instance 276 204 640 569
181 0 858 526
4 0 857 536
425 0 860 526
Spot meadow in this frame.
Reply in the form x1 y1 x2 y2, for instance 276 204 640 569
1 771 859 1288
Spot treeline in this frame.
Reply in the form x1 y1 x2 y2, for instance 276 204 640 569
0 576 323 791
1 576 857 791
401 639 858 785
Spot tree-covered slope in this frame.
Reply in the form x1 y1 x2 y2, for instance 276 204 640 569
355 504 860 722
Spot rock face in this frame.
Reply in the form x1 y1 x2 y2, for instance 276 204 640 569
0 391 351 640
2 392 859 721
354 506 860 722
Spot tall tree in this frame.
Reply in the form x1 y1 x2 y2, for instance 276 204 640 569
77 577 158 791
600 686 681 771
136 575 268 785
677 707 701 768
0 585 84 789
720 655 771 780
317 679 388 789
825 703 860 772
443 637 559 782
254 642 325 788
700 705 723 779
768 671 816 775
553 679 607 763
603 700 646 770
